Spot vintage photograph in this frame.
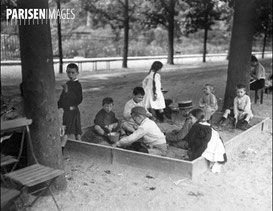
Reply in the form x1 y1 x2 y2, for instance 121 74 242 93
1 0 272 210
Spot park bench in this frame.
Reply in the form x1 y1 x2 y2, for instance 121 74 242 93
1 118 64 211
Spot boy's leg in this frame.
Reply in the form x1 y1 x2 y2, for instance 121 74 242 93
75 134 81 141
61 135 68 147
94 125 105 135
218 109 231 126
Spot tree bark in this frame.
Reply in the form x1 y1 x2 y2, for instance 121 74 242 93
57 0 63 73
203 27 208 63
262 20 268 58
18 0 66 190
122 0 129 68
167 0 175 65
223 0 257 110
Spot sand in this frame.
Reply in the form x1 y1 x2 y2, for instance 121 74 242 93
1 59 272 210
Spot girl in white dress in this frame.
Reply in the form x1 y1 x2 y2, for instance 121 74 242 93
142 61 166 122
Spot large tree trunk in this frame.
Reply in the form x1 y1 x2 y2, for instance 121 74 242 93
223 0 257 110
203 27 208 63
57 0 63 73
167 0 175 65
18 0 66 190
122 0 129 68
261 20 268 59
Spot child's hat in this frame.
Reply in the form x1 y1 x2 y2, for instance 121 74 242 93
131 106 147 116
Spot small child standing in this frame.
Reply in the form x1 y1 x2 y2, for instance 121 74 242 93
58 63 83 152
199 84 218 122
94 97 119 135
218 84 253 130
122 87 152 134
142 61 166 122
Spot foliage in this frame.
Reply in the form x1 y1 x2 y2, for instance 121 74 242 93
182 0 230 34
254 0 273 35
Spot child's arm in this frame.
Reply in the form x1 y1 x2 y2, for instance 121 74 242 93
244 96 252 115
94 111 106 130
115 126 147 147
209 94 218 110
123 102 132 120
233 98 238 120
199 96 205 108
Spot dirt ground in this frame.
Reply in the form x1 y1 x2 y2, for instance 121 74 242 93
1 59 272 210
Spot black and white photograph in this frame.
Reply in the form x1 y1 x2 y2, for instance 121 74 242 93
1 0 272 210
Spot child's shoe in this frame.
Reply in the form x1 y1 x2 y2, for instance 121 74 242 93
217 117 226 127
211 162 222 174
240 120 249 131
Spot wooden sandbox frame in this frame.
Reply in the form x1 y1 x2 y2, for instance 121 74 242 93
66 116 271 180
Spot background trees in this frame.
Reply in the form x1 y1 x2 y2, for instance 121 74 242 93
183 0 229 62
139 0 187 64
83 0 138 68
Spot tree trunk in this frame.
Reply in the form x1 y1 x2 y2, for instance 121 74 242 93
203 27 208 63
223 0 257 110
57 0 63 73
18 0 66 190
122 0 129 68
262 20 268 59
167 0 175 65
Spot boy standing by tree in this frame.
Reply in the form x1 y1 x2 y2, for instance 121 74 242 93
58 63 83 153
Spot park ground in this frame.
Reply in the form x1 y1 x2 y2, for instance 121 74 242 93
1 58 272 210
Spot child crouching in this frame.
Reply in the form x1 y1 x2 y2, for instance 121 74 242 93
113 106 167 156
218 84 253 130
94 97 120 135
183 109 227 173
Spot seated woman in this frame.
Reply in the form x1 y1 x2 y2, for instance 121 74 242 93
183 109 227 173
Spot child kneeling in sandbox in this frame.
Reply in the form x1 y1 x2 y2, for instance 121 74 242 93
112 106 167 156
184 109 227 173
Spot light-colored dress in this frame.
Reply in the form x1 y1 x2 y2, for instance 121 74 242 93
199 93 218 121
142 72 165 110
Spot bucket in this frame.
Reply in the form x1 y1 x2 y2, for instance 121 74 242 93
107 132 120 143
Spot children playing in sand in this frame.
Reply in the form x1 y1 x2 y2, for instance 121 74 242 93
94 97 119 135
142 61 166 122
183 109 227 173
166 108 199 149
58 63 83 152
199 84 218 122
113 106 167 156
121 87 152 134
218 84 253 130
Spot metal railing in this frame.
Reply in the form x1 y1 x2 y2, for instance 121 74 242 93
1 51 272 72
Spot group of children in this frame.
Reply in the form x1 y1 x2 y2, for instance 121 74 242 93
58 60 257 173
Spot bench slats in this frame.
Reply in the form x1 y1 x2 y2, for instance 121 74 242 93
4 164 64 187
0 155 18 167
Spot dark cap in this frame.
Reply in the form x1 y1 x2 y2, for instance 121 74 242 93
131 106 147 116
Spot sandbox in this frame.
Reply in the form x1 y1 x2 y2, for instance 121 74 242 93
66 115 270 180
